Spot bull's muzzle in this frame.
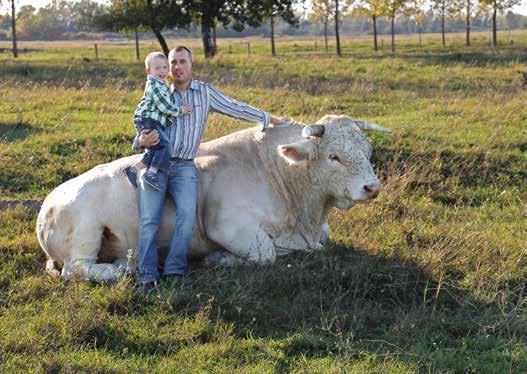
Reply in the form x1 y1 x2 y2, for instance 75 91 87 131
363 181 381 199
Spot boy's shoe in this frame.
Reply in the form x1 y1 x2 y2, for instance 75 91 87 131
142 170 162 191
124 166 138 188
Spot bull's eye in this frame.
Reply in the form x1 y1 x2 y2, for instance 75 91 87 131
329 155 340 163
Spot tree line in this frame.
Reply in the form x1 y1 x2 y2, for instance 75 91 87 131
1 0 525 58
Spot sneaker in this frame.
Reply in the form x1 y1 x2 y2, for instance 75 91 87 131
124 166 138 188
142 170 162 191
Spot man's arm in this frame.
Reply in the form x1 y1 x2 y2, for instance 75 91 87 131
133 129 160 151
208 84 290 130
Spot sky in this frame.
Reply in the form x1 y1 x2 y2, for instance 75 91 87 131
2 0 527 17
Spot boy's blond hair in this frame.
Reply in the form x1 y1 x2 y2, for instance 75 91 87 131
144 52 167 68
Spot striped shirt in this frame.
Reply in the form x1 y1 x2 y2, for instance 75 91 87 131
134 75 185 127
134 79 270 160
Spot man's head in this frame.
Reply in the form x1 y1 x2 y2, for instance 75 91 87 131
168 46 193 86
144 52 169 81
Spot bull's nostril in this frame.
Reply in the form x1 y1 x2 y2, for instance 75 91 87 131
364 183 380 197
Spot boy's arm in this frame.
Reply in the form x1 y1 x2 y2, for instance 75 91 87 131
149 83 186 116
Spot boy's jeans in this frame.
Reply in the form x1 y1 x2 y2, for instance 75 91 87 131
134 117 172 170
136 160 198 283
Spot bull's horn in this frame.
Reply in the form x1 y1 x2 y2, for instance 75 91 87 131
353 120 391 133
302 125 325 138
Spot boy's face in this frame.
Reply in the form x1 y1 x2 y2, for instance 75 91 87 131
146 57 169 81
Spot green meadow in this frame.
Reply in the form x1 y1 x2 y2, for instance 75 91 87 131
0 33 526 372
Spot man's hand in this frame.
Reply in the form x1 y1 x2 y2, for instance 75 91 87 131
182 104 193 115
138 129 160 148
269 116 293 127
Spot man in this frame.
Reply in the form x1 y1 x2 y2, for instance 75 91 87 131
135 46 289 291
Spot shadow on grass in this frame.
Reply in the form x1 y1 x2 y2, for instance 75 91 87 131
184 242 457 340
0 122 41 143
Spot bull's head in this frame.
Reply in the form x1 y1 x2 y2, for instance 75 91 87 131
277 115 390 210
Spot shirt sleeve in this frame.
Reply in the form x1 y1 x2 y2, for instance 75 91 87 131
149 81 184 117
208 84 270 131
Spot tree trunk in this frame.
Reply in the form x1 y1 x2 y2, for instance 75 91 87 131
373 14 378 51
152 28 169 56
201 15 217 58
11 0 18 58
146 0 168 56
271 13 276 57
335 0 341 56
134 28 140 60
441 2 446 47
324 20 328 53
492 4 497 47
391 14 395 53
212 22 217 48
466 0 471 46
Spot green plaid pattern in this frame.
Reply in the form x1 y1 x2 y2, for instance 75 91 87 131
134 75 184 127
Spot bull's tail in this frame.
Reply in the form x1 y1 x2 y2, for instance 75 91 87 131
45 258 61 279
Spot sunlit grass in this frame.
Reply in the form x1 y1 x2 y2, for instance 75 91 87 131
0 33 526 372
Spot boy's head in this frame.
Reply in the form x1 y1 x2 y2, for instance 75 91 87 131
144 52 169 81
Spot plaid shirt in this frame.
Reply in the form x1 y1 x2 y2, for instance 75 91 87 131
134 75 184 127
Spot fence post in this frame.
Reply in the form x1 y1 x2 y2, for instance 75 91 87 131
247 41 251 56
229 44 232 54
94 43 98 59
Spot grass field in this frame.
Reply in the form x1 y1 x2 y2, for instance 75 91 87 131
0 32 526 372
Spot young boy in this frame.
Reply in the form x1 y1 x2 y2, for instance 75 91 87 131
125 51 192 191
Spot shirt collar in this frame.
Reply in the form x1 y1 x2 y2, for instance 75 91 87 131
171 79 198 93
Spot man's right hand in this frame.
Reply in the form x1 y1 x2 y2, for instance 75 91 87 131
138 129 160 148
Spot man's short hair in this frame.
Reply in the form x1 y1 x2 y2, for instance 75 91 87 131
168 46 193 64
144 52 167 68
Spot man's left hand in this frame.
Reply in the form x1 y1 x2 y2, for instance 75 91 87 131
269 116 293 127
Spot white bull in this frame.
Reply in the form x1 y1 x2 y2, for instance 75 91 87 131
36 115 389 282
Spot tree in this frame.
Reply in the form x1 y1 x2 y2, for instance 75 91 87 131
310 0 333 52
99 0 191 56
355 0 386 51
1 0 18 57
246 0 298 56
334 0 354 56
405 0 427 47
479 0 520 46
384 0 408 53
185 0 256 58
466 0 472 45
431 0 460 47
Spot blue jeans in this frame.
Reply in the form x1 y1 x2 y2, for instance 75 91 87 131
134 117 172 170
136 160 198 283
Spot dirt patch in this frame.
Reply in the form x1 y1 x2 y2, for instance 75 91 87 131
0 200 42 213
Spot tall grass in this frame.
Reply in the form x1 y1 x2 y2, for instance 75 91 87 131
0 33 526 372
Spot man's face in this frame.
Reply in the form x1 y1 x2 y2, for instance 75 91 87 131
170 50 192 85
146 57 169 81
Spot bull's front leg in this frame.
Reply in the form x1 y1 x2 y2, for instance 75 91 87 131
62 253 135 283
206 220 276 266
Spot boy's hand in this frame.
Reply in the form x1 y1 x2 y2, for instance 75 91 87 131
182 104 193 115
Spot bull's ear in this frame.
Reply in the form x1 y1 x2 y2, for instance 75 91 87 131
277 140 312 164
